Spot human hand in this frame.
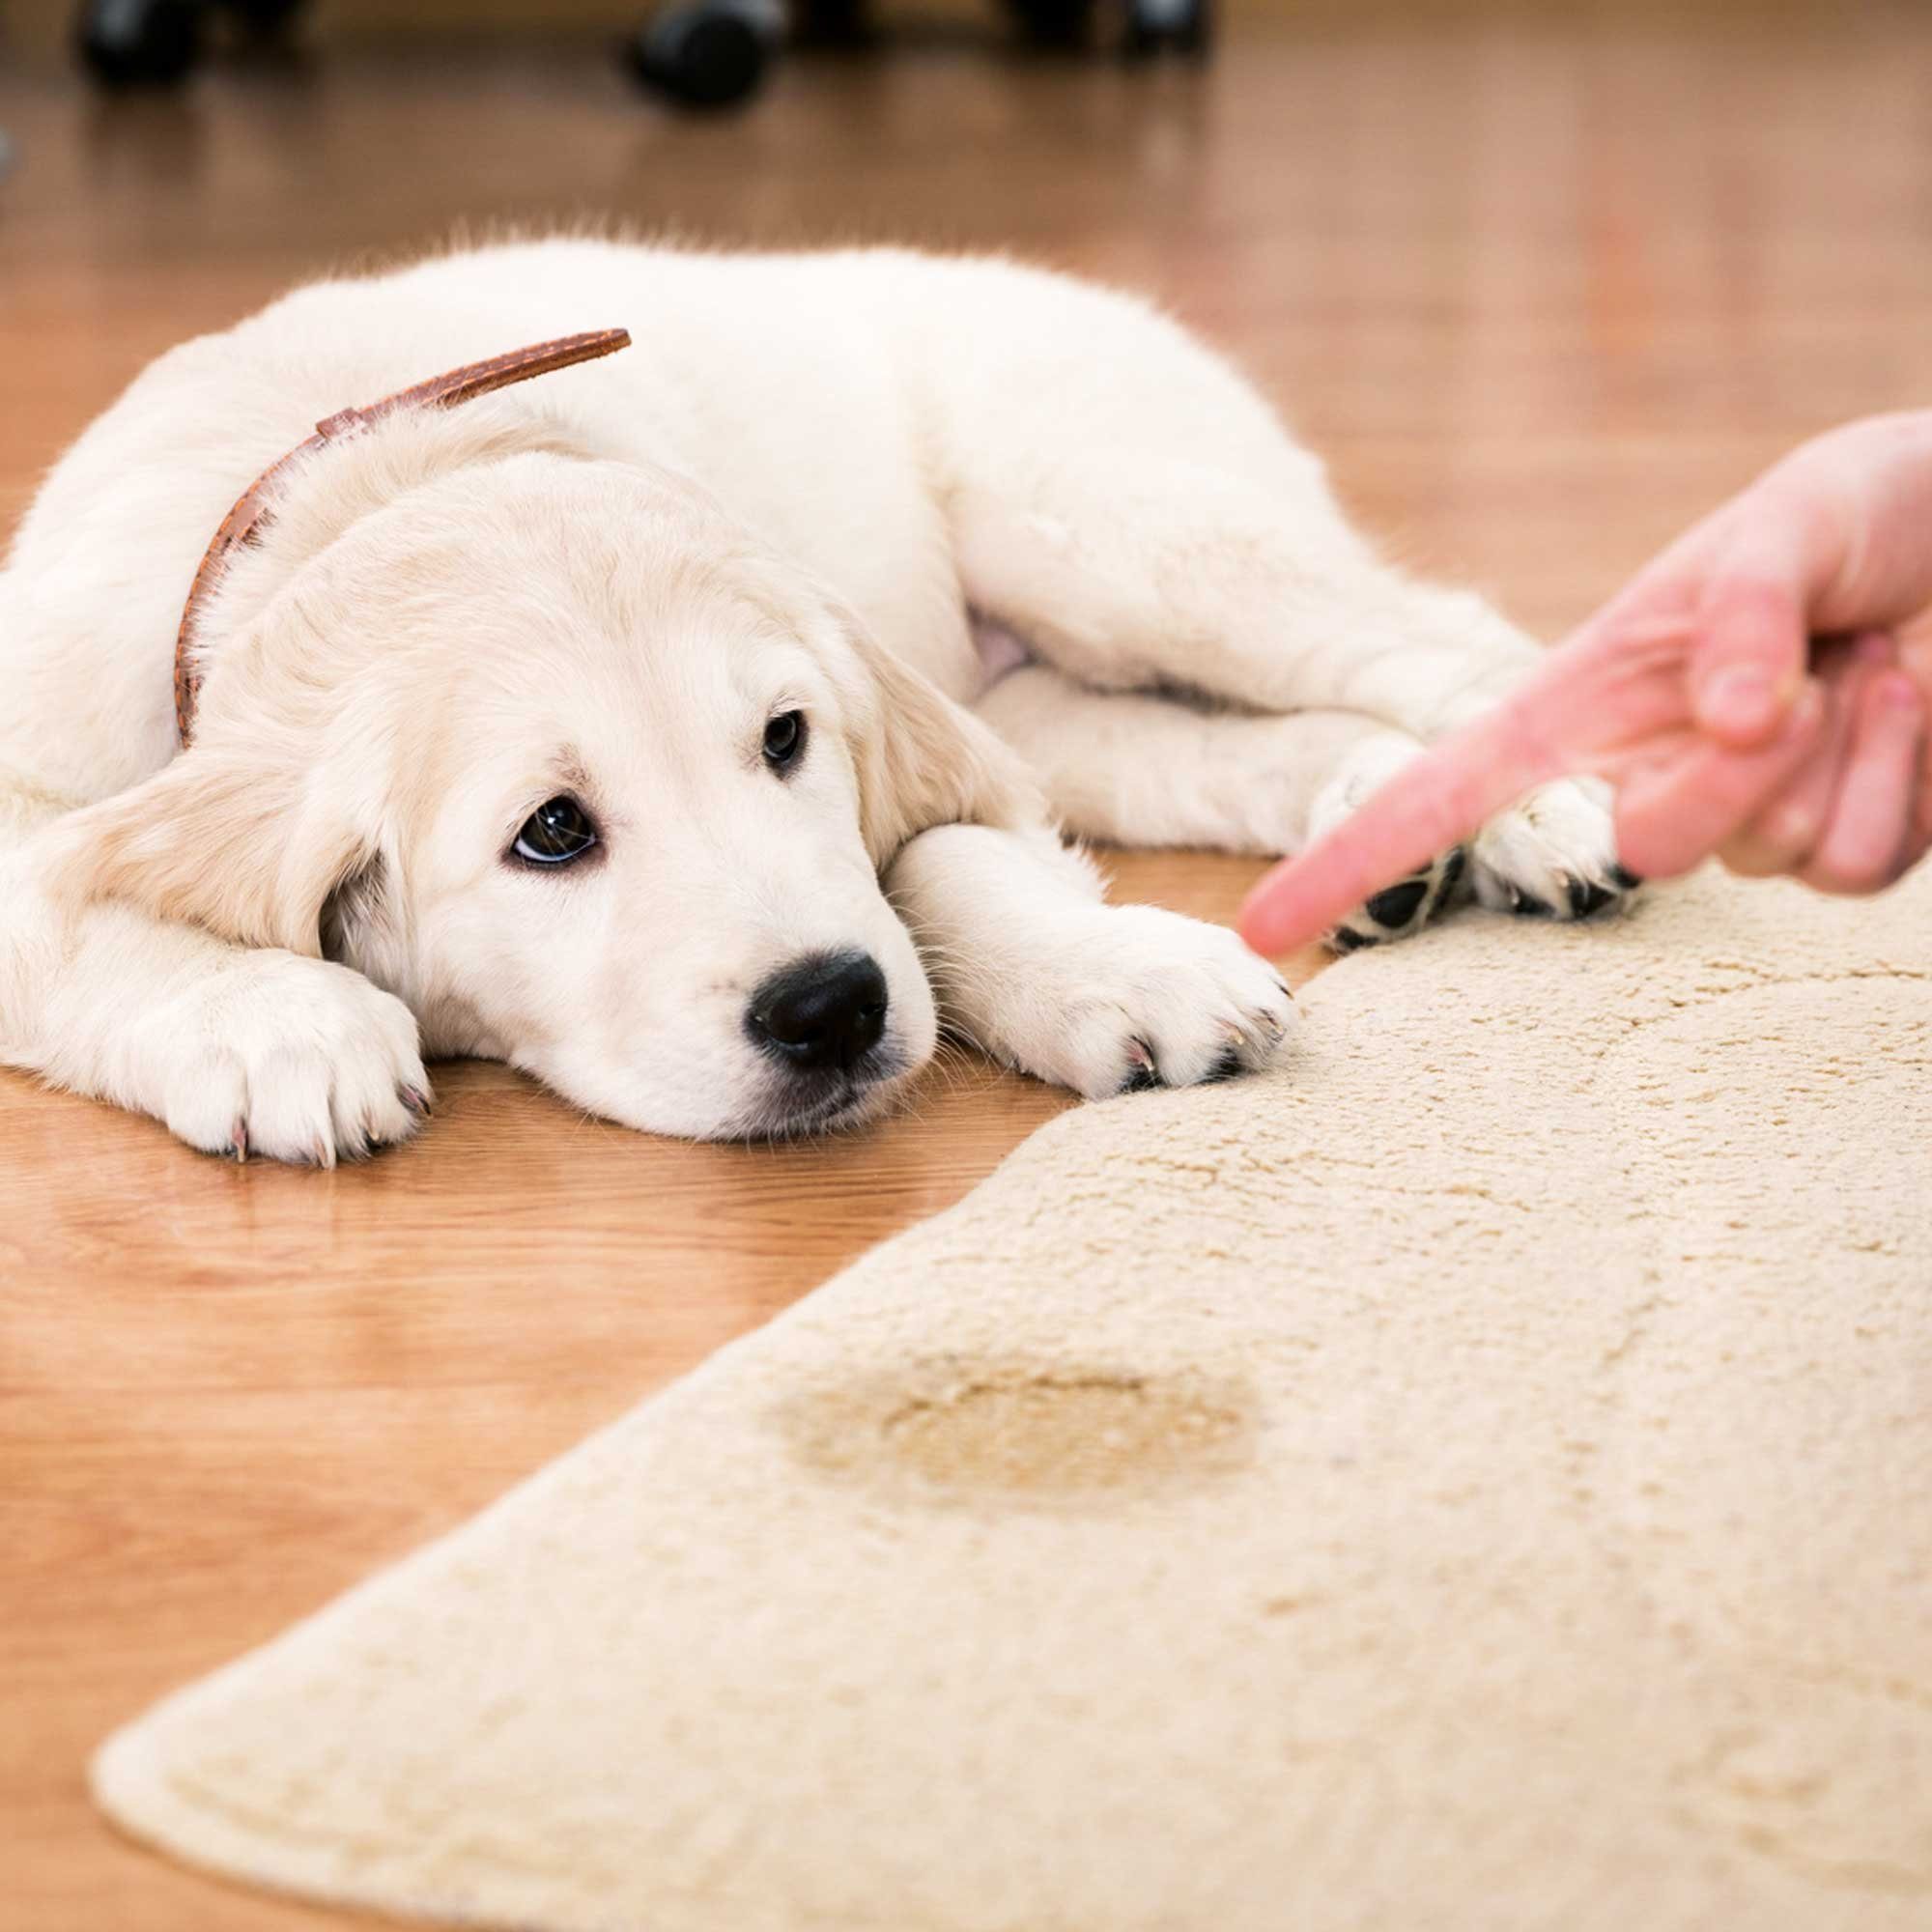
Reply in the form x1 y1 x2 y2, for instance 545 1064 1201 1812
1238 412 1932 957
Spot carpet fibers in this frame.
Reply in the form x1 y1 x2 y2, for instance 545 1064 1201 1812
95 868 1932 1930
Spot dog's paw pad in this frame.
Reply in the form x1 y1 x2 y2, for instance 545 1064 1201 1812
1325 846 1464 953
1363 878 1430 928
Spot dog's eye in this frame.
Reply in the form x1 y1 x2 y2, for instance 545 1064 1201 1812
763 709 807 772
512 796 598 867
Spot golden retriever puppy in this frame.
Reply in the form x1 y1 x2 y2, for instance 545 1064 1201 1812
0 241 1624 1161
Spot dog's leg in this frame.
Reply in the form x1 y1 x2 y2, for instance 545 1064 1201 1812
956 464 1540 732
919 267 1530 733
975 668 1387 852
906 261 1628 926
974 668 1463 947
952 461 1629 929
0 777 430 1165
885 821 1295 1097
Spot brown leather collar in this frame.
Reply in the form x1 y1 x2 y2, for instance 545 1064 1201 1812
173 327 633 748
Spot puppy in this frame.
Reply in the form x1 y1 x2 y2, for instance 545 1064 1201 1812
0 241 1625 1161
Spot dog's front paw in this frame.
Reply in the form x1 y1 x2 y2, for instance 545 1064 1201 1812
992 906 1297 1101
133 954 431 1165
1471 777 1637 922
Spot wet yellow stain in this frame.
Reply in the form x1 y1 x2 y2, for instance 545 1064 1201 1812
783 1358 1256 1504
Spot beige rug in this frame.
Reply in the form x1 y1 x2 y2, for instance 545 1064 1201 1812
95 867 1932 1931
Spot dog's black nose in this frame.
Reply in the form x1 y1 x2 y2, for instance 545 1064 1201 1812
746 951 889 1072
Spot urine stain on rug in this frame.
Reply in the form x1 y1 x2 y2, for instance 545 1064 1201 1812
781 1358 1256 1505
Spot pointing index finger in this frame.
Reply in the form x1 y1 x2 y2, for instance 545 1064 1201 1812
1237 696 1569 956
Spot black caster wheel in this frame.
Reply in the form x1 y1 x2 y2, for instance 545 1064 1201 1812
626 0 782 108
75 0 205 86
1122 0 1210 58
1004 0 1096 50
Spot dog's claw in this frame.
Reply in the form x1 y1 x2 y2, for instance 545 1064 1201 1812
228 1118 248 1163
1564 873 1620 919
399 1084 433 1120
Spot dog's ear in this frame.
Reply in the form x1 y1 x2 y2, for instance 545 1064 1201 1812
837 619 1046 865
54 744 383 957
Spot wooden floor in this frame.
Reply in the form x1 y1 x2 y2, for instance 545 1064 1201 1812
10 8 1932 1927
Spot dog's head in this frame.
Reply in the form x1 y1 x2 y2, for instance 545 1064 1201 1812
64 420 1037 1138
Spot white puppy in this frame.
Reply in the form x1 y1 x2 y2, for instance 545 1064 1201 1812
0 241 1625 1162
